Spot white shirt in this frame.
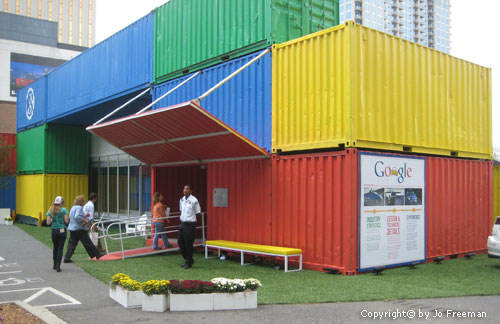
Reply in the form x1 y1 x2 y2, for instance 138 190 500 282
83 200 95 221
179 195 201 222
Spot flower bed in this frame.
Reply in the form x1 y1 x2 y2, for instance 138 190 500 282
141 280 170 312
109 273 144 308
109 273 262 312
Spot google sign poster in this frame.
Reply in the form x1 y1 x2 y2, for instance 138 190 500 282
359 153 426 271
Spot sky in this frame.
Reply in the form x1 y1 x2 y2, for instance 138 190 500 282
95 0 500 150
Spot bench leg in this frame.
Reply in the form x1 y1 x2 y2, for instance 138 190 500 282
204 247 219 259
284 254 302 272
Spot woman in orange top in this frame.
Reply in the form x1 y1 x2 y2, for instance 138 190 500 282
152 192 171 250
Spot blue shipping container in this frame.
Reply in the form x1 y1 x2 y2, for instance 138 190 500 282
17 76 47 132
152 51 272 151
46 13 154 124
0 176 16 212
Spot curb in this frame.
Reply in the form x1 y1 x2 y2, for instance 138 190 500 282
0 301 68 324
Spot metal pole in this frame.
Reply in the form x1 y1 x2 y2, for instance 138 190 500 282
136 71 201 115
107 156 110 219
93 87 151 126
196 48 269 102
116 155 119 219
202 212 206 246
127 156 130 220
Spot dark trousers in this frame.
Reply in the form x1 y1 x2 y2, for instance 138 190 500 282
51 229 67 266
64 229 100 261
178 222 196 265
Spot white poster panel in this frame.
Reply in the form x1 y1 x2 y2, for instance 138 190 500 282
359 153 426 271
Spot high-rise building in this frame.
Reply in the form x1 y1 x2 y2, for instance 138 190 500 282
339 0 450 53
1 0 95 47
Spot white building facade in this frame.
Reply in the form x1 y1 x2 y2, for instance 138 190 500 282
340 0 451 53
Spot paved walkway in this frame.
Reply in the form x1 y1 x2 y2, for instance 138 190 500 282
0 224 498 324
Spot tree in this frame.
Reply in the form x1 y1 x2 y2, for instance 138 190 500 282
0 136 16 188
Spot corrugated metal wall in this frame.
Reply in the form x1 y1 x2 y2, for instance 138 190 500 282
272 22 492 159
153 51 272 151
16 76 47 132
16 174 88 221
0 133 16 173
154 0 339 83
0 176 16 211
17 124 89 174
154 165 207 213
426 157 492 258
207 158 272 244
494 166 500 223
272 151 359 273
46 13 154 122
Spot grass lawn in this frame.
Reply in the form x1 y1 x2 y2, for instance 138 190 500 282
17 224 500 304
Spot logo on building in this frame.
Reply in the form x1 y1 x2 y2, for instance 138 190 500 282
26 88 35 120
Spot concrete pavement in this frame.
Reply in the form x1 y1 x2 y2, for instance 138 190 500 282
0 224 498 324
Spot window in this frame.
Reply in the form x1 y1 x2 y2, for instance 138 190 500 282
90 155 151 220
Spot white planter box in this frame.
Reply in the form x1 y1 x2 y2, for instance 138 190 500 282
169 293 214 311
213 291 258 310
142 294 169 312
4 220 13 226
109 284 144 308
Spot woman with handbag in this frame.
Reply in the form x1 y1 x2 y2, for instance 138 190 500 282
46 196 69 272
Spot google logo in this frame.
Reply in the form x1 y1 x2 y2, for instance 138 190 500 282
374 161 412 183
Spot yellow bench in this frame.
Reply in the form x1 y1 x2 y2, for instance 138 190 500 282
205 240 302 272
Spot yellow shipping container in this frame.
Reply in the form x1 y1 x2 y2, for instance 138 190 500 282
494 165 500 223
272 22 492 159
16 174 88 224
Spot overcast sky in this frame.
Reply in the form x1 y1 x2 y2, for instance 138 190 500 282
95 0 500 150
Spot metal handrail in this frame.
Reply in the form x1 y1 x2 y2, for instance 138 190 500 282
90 212 207 260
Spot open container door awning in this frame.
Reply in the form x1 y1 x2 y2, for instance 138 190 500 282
86 100 269 166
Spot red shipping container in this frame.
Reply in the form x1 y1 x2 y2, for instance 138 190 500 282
0 133 16 173
199 149 492 274
207 159 272 244
272 150 359 273
426 157 492 258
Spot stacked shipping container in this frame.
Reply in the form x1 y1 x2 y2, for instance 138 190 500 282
15 124 90 224
272 22 492 159
15 13 154 223
13 0 492 273
206 150 492 273
150 17 492 272
154 0 340 83
0 133 16 212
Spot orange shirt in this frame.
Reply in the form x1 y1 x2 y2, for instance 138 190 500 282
153 202 165 222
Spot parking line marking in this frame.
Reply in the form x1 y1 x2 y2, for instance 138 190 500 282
0 271 22 275
0 286 81 307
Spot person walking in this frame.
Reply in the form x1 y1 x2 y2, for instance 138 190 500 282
178 184 201 269
46 196 69 272
83 192 104 252
64 195 104 263
152 192 171 250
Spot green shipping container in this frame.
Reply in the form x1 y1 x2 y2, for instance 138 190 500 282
154 0 339 83
17 124 89 174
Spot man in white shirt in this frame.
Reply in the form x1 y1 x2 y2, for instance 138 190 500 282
179 184 201 269
83 193 103 251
